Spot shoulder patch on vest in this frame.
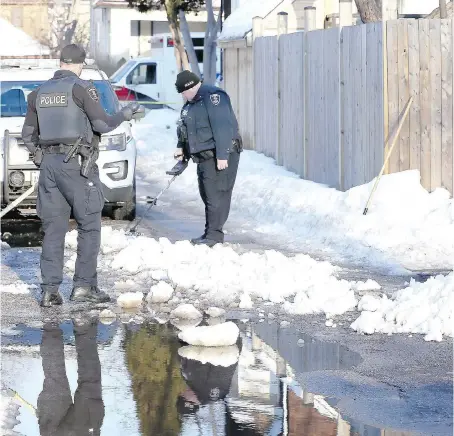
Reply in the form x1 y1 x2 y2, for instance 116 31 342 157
210 93 220 106
87 87 99 102
38 93 68 108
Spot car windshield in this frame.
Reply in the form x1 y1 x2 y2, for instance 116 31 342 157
110 60 136 83
0 80 119 117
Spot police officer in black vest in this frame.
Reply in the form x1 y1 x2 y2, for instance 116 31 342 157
22 44 144 307
174 71 242 247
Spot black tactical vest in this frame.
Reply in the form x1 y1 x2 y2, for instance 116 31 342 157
36 76 93 145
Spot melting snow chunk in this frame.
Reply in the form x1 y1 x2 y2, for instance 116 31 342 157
178 321 240 347
239 293 253 309
171 304 202 320
117 292 143 308
357 295 383 312
147 281 174 303
99 309 116 319
205 307 226 318
354 279 382 291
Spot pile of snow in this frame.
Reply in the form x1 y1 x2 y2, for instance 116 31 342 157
178 322 240 347
178 345 240 367
351 272 454 341
81 226 355 317
1 282 36 294
133 109 454 273
1 241 10 250
147 281 174 303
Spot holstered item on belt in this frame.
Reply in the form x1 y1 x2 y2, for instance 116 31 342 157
33 147 43 167
233 138 243 153
191 149 215 164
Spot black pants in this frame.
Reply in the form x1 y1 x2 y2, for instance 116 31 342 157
196 151 240 242
37 153 104 291
37 321 104 436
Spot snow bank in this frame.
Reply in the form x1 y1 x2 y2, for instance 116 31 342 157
132 109 454 273
178 345 240 367
178 322 240 347
87 226 354 317
351 272 454 341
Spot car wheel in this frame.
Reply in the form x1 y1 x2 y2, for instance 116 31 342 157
111 182 136 221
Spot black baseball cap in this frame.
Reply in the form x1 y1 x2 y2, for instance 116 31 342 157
60 44 86 64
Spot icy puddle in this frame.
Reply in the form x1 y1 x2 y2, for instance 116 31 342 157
1 318 423 436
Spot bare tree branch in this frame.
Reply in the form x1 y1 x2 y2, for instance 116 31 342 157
179 9 201 75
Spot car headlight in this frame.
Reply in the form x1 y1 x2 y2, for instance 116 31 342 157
99 133 127 151
9 170 25 187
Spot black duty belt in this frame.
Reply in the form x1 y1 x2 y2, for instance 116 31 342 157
191 140 242 163
42 144 73 154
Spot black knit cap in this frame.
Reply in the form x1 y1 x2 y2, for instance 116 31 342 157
175 70 200 93
60 44 86 64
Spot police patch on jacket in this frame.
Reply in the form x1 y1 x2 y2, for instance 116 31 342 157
38 93 68 108
210 94 220 106
87 87 99 102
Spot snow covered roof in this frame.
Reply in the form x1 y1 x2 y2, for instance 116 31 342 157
218 0 282 42
0 18 50 57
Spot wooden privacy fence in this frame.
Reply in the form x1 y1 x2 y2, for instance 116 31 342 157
223 19 454 196
386 19 454 194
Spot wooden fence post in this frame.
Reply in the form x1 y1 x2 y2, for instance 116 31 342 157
304 7 316 179
304 6 316 32
277 11 288 37
252 16 263 42
339 0 352 28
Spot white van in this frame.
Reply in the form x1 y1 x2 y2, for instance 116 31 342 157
0 59 138 221
109 32 221 111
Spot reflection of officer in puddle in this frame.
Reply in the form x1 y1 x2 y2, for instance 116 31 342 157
37 315 104 436
176 344 240 429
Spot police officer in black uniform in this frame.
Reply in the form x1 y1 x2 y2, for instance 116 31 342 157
22 44 144 307
174 71 242 247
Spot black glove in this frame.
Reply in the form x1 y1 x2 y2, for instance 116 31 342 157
33 148 43 168
121 102 145 121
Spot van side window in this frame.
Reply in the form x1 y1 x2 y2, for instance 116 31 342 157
126 63 157 85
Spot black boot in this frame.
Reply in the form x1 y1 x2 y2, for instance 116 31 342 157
40 286 63 308
70 286 111 303
190 234 206 244
191 238 219 248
